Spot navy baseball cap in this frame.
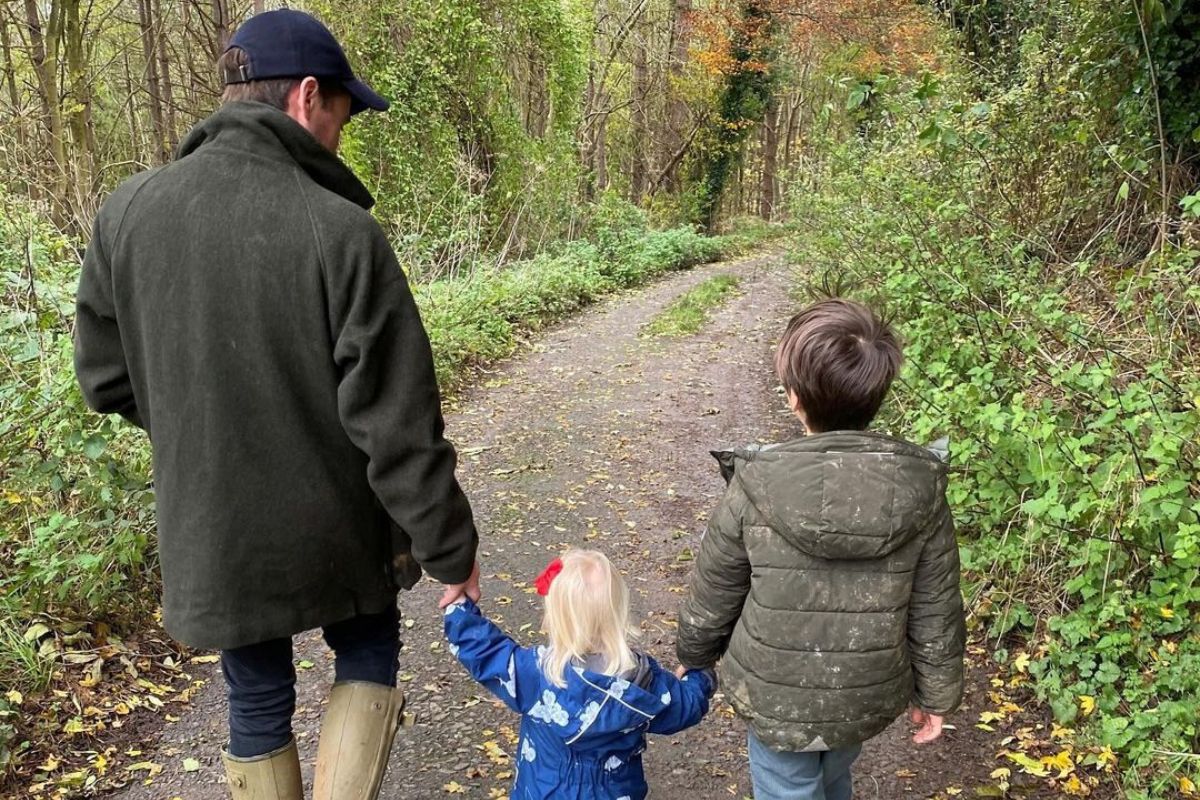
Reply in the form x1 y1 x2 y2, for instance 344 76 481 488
225 9 388 115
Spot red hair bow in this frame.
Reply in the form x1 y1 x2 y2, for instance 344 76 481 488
535 558 563 596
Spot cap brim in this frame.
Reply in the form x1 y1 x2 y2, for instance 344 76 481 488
344 78 389 115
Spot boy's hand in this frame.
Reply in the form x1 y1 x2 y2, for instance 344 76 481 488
909 708 944 744
438 561 482 609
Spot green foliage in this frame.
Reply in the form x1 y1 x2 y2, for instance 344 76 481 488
419 212 732 390
642 274 741 337
788 5 1200 794
0 196 157 632
313 0 588 260
695 1 779 231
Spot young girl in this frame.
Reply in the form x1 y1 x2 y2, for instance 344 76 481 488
443 549 715 800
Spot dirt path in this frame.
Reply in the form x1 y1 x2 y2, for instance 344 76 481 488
104 251 1004 800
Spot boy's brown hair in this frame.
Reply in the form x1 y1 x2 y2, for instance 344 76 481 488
774 298 902 432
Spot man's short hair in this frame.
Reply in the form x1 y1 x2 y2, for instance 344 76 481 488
217 47 347 110
218 47 300 110
774 298 903 431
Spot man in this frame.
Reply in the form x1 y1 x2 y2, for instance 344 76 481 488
73 10 480 800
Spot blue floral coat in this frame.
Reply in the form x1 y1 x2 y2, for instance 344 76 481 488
443 599 715 800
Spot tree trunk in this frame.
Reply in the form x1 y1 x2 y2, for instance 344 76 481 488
0 14 24 149
154 0 178 152
138 0 168 162
123 48 143 157
664 0 691 191
23 0 68 216
211 0 230 61
630 29 649 202
760 93 779 220
62 0 98 225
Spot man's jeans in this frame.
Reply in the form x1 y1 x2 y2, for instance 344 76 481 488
748 729 862 800
220 606 401 757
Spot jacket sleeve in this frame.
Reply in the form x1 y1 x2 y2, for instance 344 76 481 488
326 221 477 585
907 503 966 715
74 215 144 430
675 476 752 669
443 599 539 714
647 667 715 735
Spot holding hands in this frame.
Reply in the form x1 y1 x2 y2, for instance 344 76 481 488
438 560 482 609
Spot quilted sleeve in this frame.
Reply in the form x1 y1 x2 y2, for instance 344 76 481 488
675 476 752 669
907 504 966 714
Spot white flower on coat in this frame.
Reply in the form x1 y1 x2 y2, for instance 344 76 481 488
617 796 632 800
660 691 672 705
498 655 517 699
447 642 460 657
608 677 630 699
604 755 623 772
443 602 465 617
578 701 602 729
521 738 537 763
529 690 569 726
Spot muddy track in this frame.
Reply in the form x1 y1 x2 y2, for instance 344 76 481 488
105 251 1004 800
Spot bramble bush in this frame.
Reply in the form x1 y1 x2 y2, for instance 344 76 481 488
787 5 1199 795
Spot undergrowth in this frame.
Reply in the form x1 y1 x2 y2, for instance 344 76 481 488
788 11 1200 795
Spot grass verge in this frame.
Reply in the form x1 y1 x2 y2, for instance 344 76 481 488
641 274 741 337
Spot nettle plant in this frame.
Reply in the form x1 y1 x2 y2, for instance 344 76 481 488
0 196 157 631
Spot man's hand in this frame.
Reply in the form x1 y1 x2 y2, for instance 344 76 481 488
909 708 944 744
438 561 481 609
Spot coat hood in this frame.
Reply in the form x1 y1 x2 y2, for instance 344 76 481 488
176 101 374 210
535 653 669 747
715 431 949 560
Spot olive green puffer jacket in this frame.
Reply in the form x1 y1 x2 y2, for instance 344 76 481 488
676 431 966 752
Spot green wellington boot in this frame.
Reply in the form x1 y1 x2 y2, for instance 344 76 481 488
313 681 406 800
221 738 303 800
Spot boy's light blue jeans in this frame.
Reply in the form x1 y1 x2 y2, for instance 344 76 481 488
747 729 862 800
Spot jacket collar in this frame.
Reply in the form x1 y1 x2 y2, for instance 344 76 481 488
175 101 374 210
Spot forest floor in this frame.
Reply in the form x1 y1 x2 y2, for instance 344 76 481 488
88 250 1054 800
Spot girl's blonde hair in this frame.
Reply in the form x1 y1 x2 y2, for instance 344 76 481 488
541 549 638 688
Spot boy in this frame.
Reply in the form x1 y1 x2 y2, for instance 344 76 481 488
676 298 965 799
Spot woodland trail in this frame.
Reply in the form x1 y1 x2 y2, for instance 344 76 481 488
105 250 1005 800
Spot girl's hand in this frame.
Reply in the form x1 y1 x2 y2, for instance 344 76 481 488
909 707 944 744
674 665 687 679
439 561 482 609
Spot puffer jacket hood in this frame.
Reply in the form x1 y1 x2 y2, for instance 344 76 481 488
715 431 949 561
680 430 966 752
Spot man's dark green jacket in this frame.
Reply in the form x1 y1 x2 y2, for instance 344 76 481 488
676 431 966 751
74 102 478 649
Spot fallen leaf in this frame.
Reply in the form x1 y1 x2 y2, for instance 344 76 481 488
443 781 466 794
126 761 163 777
1078 695 1096 716
1063 774 1089 796
182 758 200 772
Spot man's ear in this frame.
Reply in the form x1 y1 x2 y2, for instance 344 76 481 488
285 76 321 123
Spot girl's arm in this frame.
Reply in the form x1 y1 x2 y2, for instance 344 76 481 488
443 599 538 713
648 664 716 735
